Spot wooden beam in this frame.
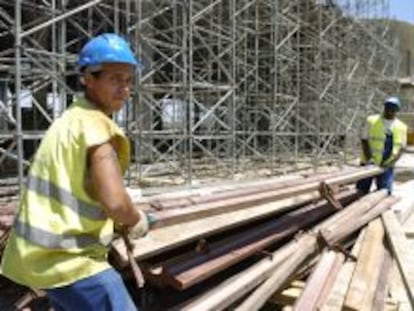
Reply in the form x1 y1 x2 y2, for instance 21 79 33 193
234 193 396 311
294 249 345 310
343 218 385 311
150 190 358 290
112 192 319 264
372 244 392 311
391 180 414 223
113 168 382 265
149 167 382 228
387 261 411 310
316 250 347 308
382 210 414 307
269 280 305 306
184 191 388 311
319 229 366 311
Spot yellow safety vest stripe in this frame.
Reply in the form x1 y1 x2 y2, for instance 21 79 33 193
14 218 113 249
25 174 106 220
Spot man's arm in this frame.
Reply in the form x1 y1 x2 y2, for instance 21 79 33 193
85 141 141 226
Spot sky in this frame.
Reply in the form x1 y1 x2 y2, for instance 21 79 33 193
389 0 414 24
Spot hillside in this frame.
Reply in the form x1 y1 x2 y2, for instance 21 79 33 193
388 19 414 76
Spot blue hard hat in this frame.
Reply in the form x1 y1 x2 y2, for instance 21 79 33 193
77 33 140 69
384 97 401 109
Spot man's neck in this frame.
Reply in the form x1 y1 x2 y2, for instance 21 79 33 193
85 94 112 116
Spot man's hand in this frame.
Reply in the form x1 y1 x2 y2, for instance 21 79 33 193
128 210 150 239
128 210 158 240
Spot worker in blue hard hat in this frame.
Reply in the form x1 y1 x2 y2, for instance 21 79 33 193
1 33 150 310
357 96 407 195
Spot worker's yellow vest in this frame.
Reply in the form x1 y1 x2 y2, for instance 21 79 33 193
361 114 407 165
1 97 130 289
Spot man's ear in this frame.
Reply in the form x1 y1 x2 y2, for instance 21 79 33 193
81 72 94 86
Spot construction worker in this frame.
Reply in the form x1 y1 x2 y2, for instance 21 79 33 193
357 96 407 194
1 33 149 310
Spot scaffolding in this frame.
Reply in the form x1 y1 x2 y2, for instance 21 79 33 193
0 0 400 189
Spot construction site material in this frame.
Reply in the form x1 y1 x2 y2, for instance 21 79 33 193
382 210 414 307
372 245 392 311
342 219 385 311
112 167 381 264
147 170 351 210
2 169 413 310
183 191 394 311
293 250 345 310
234 194 397 311
390 179 414 223
113 191 320 265
145 189 358 290
320 229 367 310
387 262 411 311
149 167 380 227
270 280 305 306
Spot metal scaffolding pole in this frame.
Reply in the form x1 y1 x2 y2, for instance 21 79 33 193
1 0 401 190
15 0 23 191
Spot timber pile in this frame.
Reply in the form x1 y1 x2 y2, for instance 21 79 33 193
108 166 414 310
2 166 414 310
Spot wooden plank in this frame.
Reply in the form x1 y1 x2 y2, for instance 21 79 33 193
150 168 382 228
154 190 358 290
382 210 414 307
392 180 414 224
112 192 319 264
343 218 385 311
372 244 392 311
269 280 305 306
141 174 303 203
316 250 346 308
320 229 366 311
221 192 388 311
294 250 343 310
388 261 411 311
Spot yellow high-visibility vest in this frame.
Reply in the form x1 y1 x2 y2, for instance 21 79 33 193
361 114 407 165
1 97 130 289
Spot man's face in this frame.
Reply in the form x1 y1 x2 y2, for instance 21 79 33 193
383 103 398 120
84 63 135 114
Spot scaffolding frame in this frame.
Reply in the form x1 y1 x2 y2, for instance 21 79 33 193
0 0 399 189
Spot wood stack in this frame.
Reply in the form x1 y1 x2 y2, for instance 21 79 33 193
108 166 414 310
2 166 414 310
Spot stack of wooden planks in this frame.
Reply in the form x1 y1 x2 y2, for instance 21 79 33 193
2 166 414 310
108 166 414 310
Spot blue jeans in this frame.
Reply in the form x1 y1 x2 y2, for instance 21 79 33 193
46 268 137 311
356 166 394 195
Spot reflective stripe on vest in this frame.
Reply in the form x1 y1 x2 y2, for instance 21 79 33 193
26 174 106 221
14 218 113 249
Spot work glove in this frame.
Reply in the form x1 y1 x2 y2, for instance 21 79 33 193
128 210 157 240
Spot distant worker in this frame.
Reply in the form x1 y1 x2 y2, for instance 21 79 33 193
1 33 151 310
357 96 407 194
